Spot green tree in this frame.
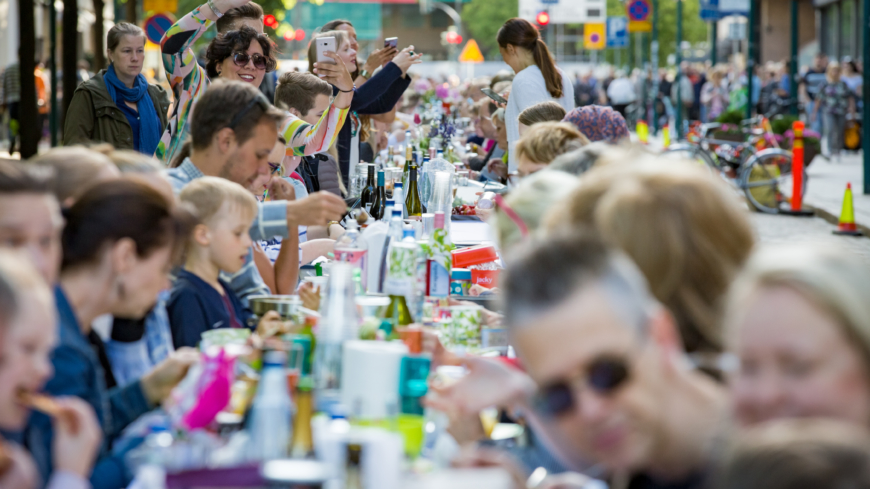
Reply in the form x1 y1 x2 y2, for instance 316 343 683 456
460 0 517 58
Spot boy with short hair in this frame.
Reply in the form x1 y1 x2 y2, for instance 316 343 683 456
274 72 337 195
168 176 279 348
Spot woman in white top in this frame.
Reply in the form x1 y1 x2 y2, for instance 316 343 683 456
498 18 575 173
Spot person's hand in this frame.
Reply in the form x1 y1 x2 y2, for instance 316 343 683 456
209 0 251 18
419 326 461 369
451 445 527 489
141 348 200 405
256 310 290 337
363 46 398 73
297 282 321 311
313 52 354 92
52 397 102 478
425 356 535 416
268 177 296 202
391 46 423 77
286 191 346 227
486 159 508 181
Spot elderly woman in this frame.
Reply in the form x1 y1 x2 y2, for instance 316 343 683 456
726 244 870 427
64 23 171 154
562 105 630 144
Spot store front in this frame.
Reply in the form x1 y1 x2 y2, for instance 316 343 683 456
816 0 863 61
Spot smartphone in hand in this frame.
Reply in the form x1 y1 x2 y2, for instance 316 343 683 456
384 37 398 50
316 36 337 65
481 87 508 105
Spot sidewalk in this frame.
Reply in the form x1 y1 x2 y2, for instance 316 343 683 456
804 153 870 234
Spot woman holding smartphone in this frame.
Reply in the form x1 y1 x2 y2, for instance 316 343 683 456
308 29 422 190
156 0 354 164
321 19 398 88
497 18 575 174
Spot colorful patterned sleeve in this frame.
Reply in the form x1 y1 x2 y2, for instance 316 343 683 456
154 5 214 162
281 101 349 157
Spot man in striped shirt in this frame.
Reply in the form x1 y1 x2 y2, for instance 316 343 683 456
1 61 21 155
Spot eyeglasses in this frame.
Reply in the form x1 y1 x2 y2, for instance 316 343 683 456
268 162 282 175
493 193 528 238
227 93 272 130
232 52 274 72
532 355 631 418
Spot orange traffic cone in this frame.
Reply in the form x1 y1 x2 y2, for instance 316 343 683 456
833 183 863 236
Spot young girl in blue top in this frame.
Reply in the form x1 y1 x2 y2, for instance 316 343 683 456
169 177 284 348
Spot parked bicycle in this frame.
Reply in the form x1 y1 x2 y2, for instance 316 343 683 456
662 117 804 214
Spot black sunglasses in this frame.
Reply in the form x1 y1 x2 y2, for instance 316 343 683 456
532 355 631 418
232 52 274 72
228 93 272 130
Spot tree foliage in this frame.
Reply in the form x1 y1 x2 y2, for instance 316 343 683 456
604 0 708 67
460 0 517 58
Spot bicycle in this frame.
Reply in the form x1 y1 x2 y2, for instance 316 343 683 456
663 118 805 214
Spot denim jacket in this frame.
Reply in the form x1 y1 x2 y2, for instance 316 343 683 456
24 286 152 489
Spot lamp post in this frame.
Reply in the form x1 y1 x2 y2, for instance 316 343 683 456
746 0 758 121
863 0 870 194
651 0 659 133
789 0 798 115
675 0 683 140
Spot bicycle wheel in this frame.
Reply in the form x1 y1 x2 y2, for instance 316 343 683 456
662 144 721 174
740 148 806 214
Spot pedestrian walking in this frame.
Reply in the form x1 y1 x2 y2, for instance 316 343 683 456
811 62 856 161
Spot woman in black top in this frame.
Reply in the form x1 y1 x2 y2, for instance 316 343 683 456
309 27 421 188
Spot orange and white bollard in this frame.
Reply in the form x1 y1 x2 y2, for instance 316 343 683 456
783 120 814 216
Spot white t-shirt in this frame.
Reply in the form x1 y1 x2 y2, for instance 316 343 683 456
505 65 575 172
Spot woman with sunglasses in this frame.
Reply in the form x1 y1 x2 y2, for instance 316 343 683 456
63 22 171 156
157 0 354 165
307 29 422 189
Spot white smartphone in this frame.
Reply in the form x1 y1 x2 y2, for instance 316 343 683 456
315 36 337 66
384 37 398 50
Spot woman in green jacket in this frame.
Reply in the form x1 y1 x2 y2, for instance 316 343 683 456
63 22 170 155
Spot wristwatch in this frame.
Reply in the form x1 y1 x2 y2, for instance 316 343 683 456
206 0 223 18
359 69 371 80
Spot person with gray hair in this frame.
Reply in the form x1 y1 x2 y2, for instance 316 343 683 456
548 142 610 176
427 231 728 488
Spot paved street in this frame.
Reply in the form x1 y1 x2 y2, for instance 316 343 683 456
751 212 870 262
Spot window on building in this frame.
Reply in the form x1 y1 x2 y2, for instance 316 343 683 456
822 4 839 59
400 5 425 28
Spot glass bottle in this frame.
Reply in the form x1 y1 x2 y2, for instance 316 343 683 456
290 377 314 458
313 264 358 412
359 165 376 214
405 163 423 220
370 170 386 220
334 220 368 291
383 227 416 328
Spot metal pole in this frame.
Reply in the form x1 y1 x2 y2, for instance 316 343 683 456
49 0 58 146
863 0 870 194
746 0 758 121
651 0 659 133
710 21 717 66
676 0 683 139
789 0 799 115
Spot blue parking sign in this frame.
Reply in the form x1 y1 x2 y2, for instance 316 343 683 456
607 17 628 48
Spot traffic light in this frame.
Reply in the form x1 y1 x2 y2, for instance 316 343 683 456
264 14 277 28
536 11 550 27
441 26 462 45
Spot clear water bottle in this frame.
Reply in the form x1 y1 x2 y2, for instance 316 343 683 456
248 350 293 461
387 208 404 243
313 264 359 412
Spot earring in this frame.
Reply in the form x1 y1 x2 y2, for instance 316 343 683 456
114 277 126 301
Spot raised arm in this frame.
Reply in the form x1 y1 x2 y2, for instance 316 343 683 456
159 5 213 90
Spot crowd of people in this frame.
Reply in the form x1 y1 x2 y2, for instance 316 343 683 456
0 4 867 489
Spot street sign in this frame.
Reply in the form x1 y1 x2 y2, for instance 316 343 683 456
519 0 605 24
584 23 606 50
459 39 484 63
627 0 652 32
700 0 748 20
606 17 628 48
144 13 175 44
143 0 177 13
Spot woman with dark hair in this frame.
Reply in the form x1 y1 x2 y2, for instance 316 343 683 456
497 18 574 173
63 22 171 154
157 0 354 165
308 29 421 189
22 179 199 489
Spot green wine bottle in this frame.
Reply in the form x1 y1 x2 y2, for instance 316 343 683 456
405 163 423 219
385 293 413 328
370 170 386 220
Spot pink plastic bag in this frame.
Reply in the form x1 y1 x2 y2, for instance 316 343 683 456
165 349 235 430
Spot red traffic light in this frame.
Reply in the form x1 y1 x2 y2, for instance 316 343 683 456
264 14 277 27
294 29 306 41
536 11 550 26
445 31 462 44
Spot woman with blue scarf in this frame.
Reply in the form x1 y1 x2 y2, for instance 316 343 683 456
64 23 170 155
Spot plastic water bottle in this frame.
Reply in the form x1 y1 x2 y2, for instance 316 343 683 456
388 208 404 243
248 350 293 461
313 264 359 412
